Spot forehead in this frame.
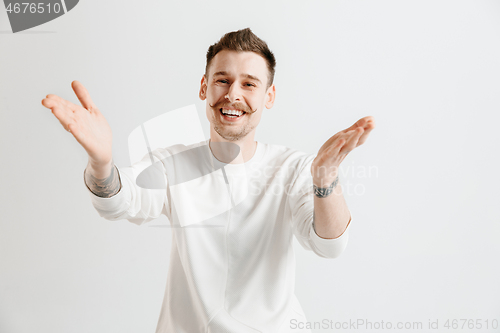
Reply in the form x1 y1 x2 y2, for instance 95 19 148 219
208 50 268 82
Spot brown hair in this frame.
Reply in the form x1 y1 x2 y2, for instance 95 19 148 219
205 28 276 87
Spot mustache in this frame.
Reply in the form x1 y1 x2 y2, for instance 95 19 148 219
209 100 256 114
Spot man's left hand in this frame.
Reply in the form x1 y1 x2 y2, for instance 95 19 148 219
311 116 376 187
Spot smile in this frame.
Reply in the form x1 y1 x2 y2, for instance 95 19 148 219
219 108 246 119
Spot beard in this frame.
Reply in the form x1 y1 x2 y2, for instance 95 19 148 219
211 111 256 141
209 100 257 141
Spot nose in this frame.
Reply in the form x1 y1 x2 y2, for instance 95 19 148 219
225 82 243 103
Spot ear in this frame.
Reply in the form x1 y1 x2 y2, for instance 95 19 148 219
199 75 207 100
265 84 276 109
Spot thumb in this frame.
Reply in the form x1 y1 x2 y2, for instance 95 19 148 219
71 80 97 111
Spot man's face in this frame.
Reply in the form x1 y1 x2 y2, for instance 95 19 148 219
199 50 275 142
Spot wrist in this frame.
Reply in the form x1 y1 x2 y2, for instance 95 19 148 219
86 159 114 179
312 173 339 187
311 164 339 187
313 175 339 198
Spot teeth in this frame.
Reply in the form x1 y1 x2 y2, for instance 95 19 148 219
221 109 244 116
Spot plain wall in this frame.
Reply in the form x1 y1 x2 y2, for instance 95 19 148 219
1 1 499 332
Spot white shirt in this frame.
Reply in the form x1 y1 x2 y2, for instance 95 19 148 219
87 139 351 333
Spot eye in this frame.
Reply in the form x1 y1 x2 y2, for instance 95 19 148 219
217 79 229 84
245 83 256 87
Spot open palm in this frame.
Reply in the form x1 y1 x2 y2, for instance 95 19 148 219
311 116 376 184
41 81 113 167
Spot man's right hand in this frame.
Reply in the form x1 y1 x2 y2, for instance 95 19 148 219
41 81 113 169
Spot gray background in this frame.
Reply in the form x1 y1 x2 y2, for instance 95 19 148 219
1 0 499 332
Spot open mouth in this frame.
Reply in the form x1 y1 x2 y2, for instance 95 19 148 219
219 108 246 119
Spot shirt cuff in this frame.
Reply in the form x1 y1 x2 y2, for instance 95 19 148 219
309 213 351 258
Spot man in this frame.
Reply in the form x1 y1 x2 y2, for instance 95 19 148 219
42 28 375 332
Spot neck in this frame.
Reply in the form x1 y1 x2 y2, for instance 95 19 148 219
209 133 257 164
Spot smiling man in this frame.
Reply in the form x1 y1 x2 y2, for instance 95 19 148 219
200 31 277 163
42 28 375 333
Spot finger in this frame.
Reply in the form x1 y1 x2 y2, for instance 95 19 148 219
323 130 354 157
325 135 346 155
356 128 373 146
71 80 97 112
52 94 79 111
42 96 78 122
41 96 57 109
356 120 376 146
323 126 355 149
42 94 62 107
42 96 67 114
340 127 364 154
45 94 79 113
320 116 375 153
42 95 80 134
340 116 375 134
51 105 73 132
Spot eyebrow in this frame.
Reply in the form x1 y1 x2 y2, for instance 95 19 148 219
212 71 262 84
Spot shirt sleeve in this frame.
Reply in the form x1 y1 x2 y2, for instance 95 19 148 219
288 154 351 259
85 150 171 226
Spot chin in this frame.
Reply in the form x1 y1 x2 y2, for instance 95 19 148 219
217 130 246 142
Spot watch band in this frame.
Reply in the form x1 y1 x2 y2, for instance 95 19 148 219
313 176 339 198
